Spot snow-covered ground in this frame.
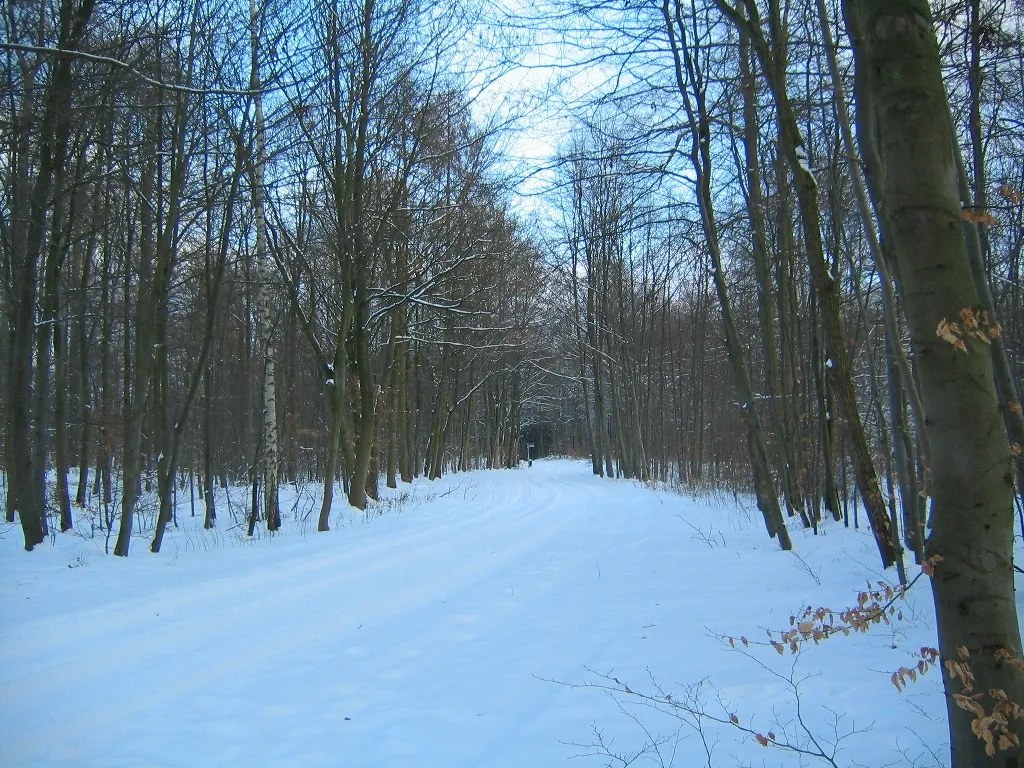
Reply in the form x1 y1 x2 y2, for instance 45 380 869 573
0 459 955 766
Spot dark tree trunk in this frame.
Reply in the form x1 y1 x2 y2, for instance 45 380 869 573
8 0 97 549
714 0 895 566
663 0 791 548
847 0 1023 763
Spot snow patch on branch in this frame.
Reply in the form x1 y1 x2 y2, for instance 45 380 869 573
795 145 817 186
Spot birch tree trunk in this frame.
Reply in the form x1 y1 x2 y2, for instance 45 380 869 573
251 0 280 532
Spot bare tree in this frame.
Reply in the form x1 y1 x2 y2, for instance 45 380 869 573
845 0 1023 761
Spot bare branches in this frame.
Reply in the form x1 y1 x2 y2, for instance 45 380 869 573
0 42 261 96
543 662 869 768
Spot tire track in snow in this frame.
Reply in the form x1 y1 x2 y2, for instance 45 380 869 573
0 472 541 673
0 468 591 764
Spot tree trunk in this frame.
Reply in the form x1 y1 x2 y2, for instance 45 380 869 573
54 291 72 532
399 339 413 484
251 0 280 533
737 34 804 523
715 0 895 566
586 272 609 477
4 323 15 523
38 179 72 535
663 0 790 548
846 0 1023 763
953 146 1024 500
151 138 241 553
385 352 399 489
318 382 344 531
75 192 102 508
9 0 97 549
817 0 931 496
114 150 156 556
203 365 216 530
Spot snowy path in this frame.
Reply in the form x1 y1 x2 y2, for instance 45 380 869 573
1 460 948 767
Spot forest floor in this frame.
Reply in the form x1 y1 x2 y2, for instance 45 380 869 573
0 459 970 767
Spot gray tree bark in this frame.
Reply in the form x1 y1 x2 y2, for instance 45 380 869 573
846 0 1023 762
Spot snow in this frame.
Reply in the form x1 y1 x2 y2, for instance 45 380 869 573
0 460 955 767
795 145 816 184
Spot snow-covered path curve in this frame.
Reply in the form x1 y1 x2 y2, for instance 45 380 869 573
0 459 946 767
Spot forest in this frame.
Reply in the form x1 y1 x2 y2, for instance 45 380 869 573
2 0 1023 764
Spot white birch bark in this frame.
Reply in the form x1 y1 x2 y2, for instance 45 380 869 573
251 0 279 529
